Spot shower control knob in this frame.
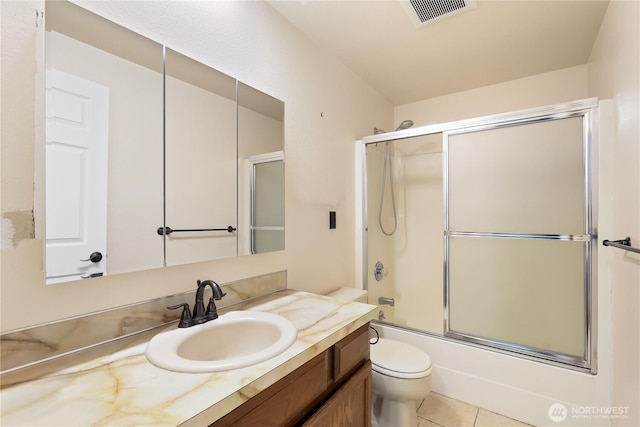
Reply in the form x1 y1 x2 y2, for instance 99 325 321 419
374 261 388 281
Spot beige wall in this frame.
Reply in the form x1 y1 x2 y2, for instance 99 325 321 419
0 0 392 332
588 1 640 425
395 64 589 127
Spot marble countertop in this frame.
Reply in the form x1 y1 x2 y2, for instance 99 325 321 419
0 290 376 426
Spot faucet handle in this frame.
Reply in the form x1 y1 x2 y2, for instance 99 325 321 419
167 303 193 328
374 261 388 281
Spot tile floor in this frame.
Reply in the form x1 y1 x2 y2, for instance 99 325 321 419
417 393 534 427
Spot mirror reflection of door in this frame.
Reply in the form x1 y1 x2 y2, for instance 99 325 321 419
249 152 285 254
45 1 164 284
45 69 109 284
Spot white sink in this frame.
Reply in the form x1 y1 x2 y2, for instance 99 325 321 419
145 311 297 373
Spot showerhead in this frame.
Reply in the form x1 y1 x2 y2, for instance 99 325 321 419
395 120 414 131
373 120 414 135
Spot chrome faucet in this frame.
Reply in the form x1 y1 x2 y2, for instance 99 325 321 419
167 279 226 328
378 296 395 307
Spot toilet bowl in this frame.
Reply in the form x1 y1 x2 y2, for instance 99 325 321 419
325 288 432 427
370 338 432 427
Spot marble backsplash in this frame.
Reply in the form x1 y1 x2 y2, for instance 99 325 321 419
0 271 286 378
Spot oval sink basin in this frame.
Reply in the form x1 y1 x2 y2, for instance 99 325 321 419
146 311 297 373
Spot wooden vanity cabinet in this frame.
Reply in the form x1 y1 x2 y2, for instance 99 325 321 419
302 360 371 427
211 323 371 427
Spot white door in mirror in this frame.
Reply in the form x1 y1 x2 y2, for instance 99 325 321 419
145 311 297 373
45 69 109 284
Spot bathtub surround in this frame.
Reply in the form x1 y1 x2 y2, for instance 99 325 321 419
0 271 286 385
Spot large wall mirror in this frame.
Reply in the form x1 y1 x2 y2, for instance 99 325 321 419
44 1 284 284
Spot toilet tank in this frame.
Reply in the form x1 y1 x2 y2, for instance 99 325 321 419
326 287 368 303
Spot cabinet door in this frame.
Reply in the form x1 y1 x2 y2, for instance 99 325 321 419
211 350 331 427
303 360 372 427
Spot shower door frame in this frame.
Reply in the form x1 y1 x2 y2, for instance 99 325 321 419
359 97 598 374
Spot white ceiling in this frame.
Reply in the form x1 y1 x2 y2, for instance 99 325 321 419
268 0 610 106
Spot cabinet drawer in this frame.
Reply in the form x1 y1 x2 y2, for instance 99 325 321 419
333 323 370 382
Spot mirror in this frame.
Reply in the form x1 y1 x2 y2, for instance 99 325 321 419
163 49 238 266
45 1 164 284
44 2 285 285
237 83 285 255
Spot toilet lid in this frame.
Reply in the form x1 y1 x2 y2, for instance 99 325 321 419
370 338 432 377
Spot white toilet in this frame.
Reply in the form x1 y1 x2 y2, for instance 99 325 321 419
326 288 433 427
370 337 432 427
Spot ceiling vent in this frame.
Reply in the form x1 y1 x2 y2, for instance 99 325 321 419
401 0 477 29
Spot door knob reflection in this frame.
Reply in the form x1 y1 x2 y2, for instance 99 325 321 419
80 252 103 263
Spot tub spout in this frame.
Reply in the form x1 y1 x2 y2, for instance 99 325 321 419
378 296 395 307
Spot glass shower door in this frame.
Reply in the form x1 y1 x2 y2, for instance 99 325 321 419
444 114 595 370
366 135 444 331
